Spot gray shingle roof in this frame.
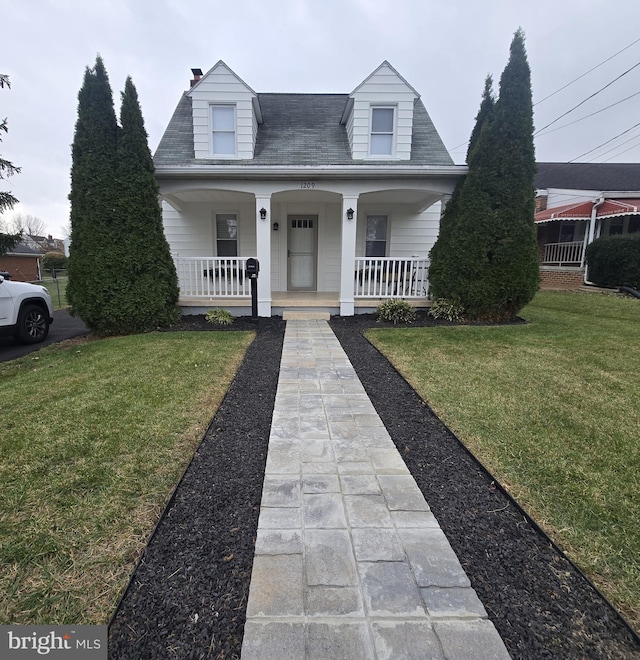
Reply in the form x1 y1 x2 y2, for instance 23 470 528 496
535 162 640 191
154 92 453 167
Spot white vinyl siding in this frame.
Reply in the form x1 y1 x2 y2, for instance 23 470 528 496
345 62 417 160
211 105 236 156
190 62 258 159
355 203 441 259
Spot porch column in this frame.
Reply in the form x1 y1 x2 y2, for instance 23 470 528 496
340 196 359 316
440 193 452 217
255 195 272 317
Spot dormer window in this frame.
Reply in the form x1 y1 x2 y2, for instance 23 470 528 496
211 105 236 156
370 107 395 156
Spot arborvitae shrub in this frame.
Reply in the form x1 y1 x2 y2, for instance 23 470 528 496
586 234 640 289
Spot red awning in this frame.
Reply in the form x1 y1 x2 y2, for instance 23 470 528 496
535 198 640 224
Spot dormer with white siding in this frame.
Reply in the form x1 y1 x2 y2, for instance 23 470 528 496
187 61 262 160
341 61 419 161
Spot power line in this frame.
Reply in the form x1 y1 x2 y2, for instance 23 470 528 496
534 61 640 136
569 120 640 162
586 129 640 160
536 90 640 137
600 140 640 162
534 37 640 105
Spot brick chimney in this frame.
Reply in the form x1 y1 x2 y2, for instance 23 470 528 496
535 190 548 212
190 68 203 87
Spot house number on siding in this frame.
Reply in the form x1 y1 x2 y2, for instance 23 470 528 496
300 182 316 189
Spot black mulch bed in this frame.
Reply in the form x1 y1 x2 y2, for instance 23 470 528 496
109 313 640 660
109 317 285 660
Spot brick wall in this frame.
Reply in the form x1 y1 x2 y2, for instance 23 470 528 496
0 256 40 282
539 268 584 290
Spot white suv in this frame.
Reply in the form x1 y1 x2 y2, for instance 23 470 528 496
0 275 54 344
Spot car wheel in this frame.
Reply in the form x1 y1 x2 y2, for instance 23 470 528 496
16 304 50 344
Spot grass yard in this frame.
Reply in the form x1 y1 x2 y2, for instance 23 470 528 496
366 291 640 629
39 276 68 310
0 330 253 624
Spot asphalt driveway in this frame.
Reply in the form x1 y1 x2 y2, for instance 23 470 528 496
0 309 88 363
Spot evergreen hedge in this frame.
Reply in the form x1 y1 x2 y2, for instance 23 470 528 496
67 58 179 335
428 29 539 321
586 234 640 289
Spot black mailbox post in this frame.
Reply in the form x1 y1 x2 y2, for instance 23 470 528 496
246 258 260 319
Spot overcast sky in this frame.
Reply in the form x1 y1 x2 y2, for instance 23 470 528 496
2 0 640 237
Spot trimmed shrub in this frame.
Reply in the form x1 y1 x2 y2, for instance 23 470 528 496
205 309 234 326
429 298 464 322
377 299 416 324
42 251 67 271
586 234 640 289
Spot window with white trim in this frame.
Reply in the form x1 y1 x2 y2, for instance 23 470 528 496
370 107 395 156
365 215 388 256
216 213 238 256
211 105 236 156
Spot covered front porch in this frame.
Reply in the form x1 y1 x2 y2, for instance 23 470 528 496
159 173 458 316
176 256 432 316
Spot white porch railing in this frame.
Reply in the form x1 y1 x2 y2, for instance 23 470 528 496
176 257 250 297
542 241 584 266
354 257 429 298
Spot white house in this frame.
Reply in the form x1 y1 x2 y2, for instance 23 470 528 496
154 61 466 316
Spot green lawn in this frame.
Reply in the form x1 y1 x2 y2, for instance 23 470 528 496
0 330 253 624
38 276 68 310
366 291 640 629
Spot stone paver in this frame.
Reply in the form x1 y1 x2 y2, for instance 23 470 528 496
241 320 511 659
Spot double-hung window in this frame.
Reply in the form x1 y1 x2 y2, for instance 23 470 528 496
370 107 395 156
211 105 236 156
365 215 388 257
216 213 238 256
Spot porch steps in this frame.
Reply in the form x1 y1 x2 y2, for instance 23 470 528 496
282 310 330 321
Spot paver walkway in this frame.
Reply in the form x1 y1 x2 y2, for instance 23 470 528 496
241 320 511 659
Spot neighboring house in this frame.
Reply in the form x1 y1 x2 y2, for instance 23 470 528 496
0 243 42 282
26 234 66 254
154 61 465 316
534 162 640 289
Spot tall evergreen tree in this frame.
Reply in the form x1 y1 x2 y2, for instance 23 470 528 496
68 59 179 334
429 75 495 299
466 75 495 165
110 77 179 333
67 56 119 330
0 74 22 256
428 29 538 320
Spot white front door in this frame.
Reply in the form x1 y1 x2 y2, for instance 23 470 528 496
288 215 318 290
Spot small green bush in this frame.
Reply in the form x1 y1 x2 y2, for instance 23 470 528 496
429 298 464 322
205 309 234 326
376 299 416 324
42 251 67 271
586 234 640 289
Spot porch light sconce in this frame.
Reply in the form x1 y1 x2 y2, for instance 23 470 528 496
346 208 354 220
260 207 267 220
272 222 279 231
